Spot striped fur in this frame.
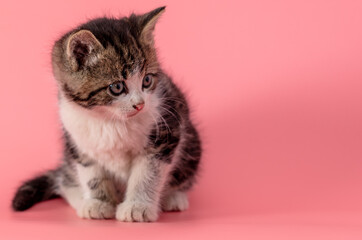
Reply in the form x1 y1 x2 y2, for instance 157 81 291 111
12 7 201 222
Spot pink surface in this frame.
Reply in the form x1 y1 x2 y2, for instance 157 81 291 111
1 0 362 239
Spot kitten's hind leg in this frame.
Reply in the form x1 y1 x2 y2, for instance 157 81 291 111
161 191 189 212
59 185 83 210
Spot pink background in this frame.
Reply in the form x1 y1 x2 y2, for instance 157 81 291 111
1 0 362 239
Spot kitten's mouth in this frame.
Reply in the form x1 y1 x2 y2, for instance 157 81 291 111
127 103 144 118
127 110 140 118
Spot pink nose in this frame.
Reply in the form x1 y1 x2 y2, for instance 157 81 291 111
132 102 144 111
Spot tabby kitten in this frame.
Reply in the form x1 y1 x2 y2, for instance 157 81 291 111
12 6 201 222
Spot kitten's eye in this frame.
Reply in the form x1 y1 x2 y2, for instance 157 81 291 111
108 81 124 96
142 74 154 90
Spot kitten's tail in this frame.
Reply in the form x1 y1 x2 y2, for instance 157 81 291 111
12 170 60 211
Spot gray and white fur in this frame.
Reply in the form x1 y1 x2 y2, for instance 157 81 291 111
12 6 201 222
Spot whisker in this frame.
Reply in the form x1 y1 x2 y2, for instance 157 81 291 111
149 111 160 143
158 105 182 126
158 97 185 105
158 114 172 137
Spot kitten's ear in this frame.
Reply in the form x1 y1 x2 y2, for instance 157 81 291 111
138 6 166 44
66 30 104 71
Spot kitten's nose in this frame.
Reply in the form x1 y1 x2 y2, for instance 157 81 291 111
132 102 145 111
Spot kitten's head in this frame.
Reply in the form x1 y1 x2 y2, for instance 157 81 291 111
52 7 165 120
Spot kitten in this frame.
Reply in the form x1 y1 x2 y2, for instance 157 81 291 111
12 6 201 222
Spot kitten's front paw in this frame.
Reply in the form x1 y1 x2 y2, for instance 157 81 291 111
116 201 158 222
77 199 115 219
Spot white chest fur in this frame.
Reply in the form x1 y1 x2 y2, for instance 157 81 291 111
59 99 154 178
